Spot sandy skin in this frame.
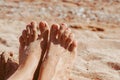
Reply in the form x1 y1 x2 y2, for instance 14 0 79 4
8 21 49 80
38 23 77 80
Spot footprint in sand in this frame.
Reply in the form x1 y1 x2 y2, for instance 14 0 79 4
38 23 77 80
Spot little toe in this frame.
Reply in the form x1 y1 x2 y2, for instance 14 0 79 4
58 23 67 42
68 41 77 52
64 33 74 49
50 24 59 43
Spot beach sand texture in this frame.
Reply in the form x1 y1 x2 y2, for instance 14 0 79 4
0 0 120 80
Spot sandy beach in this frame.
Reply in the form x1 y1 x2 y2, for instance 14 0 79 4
0 0 120 80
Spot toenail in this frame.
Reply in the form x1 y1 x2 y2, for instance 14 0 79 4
52 25 58 31
40 21 46 27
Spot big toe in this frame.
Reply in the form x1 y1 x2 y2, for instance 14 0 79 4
39 21 49 33
39 21 49 40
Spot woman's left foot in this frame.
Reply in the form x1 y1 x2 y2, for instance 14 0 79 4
8 21 50 80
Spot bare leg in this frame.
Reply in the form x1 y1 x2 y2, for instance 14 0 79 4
8 21 49 80
38 23 77 80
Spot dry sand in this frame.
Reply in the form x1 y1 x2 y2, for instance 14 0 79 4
0 0 120 80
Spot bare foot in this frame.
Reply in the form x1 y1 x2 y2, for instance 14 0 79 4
8 21 49 80
38 23 77 80
19 21 37 65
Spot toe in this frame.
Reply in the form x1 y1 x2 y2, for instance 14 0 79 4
50 24 59 43
64 33 74 49
26 24 31 35
31 21 37 31
68 41 77 52
22 30 27 45
26 22 37 43
39 21 49 41
38 21 50 53
30 21 37 42
33 29 37 41
60 28 71 47
58 23 67 43
19 36 25 47
39 21 49 34
26 24 31 45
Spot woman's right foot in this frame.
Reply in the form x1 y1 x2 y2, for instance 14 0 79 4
38 23 77 80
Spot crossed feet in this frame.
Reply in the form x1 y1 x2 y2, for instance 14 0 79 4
8 21 77 80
